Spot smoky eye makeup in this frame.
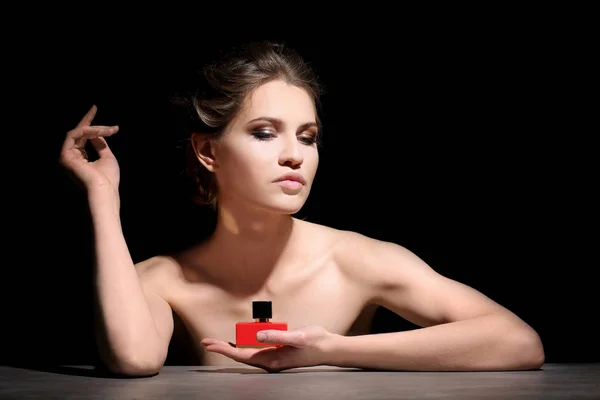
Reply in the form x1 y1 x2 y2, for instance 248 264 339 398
250 130 275 141
251 130 318 145
298 132 318 145
245 118 319 145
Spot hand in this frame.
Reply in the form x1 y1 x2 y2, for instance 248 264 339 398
201 325 336 373
59 105 120 194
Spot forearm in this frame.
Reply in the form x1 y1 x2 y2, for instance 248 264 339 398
326 314 545 371
88 189 164 373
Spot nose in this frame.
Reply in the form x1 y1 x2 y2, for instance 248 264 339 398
278 135 304 168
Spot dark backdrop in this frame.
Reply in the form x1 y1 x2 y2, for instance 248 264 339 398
4 14 597 367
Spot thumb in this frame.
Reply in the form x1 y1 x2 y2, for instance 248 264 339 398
257 330 306 347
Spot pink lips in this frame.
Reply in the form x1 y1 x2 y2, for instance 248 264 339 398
273 172 306 190
277 180 303 190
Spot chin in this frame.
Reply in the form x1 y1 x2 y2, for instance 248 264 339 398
262 196 307 215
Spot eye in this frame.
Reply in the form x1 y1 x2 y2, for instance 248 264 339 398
251 131 275 141
299 136 317 145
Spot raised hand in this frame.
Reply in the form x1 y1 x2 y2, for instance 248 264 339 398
59 105 120 194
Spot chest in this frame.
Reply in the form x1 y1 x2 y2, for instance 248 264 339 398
168 262 368 365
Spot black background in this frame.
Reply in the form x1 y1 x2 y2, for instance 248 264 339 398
4 9 597 367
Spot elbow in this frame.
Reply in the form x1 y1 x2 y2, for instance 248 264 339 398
95 331 166 377
102 351 163 377
508 324 545 370
523 331 545 370
111 355 162 377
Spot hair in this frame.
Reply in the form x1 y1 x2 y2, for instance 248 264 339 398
172 40 324 209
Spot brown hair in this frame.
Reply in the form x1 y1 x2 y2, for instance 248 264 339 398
173 40 323 208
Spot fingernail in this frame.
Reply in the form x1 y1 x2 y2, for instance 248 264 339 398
257 332 266 341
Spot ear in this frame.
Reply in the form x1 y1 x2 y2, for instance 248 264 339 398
191 132 218 172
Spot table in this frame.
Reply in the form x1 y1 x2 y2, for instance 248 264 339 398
1 363 598 399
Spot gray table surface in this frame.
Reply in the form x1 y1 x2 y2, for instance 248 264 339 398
1 363 598 399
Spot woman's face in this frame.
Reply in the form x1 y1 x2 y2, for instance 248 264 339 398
213 79 320 214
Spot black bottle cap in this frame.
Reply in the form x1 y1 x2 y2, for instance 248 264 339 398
252 301 272 319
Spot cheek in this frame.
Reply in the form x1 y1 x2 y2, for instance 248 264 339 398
304 149 319 175
218 143 271 185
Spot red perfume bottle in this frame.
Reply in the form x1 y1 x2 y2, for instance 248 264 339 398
236 301 288 348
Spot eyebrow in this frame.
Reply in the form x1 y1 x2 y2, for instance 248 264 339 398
247 116 319 132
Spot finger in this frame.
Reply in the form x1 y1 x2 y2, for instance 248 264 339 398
200 338 225 347
206 344 281 367
202 343 241 359
201 338 241 352
68 126 119 150
74 126 119 141
202 339 250 362
76 105 97 128
89 136 115 159
257 330 305 347
201 339 278 362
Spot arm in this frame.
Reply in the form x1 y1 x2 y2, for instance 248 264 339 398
59 106 173 377
329 232 545 371
90 189 174 377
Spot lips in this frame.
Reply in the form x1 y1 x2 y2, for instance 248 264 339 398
273 172 306 185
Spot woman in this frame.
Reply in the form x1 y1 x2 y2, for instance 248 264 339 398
58 40 544 376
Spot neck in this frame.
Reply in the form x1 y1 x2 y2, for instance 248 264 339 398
213 201 294 244
204 198 298 287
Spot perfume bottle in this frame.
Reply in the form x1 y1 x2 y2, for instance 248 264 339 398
236 301 288 348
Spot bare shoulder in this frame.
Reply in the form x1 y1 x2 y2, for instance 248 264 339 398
134 255 186 301
294 218 340 243
292 220 436 282
295 219 427 277
328 228 519 328
329 229 440 288
135 255 184 279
